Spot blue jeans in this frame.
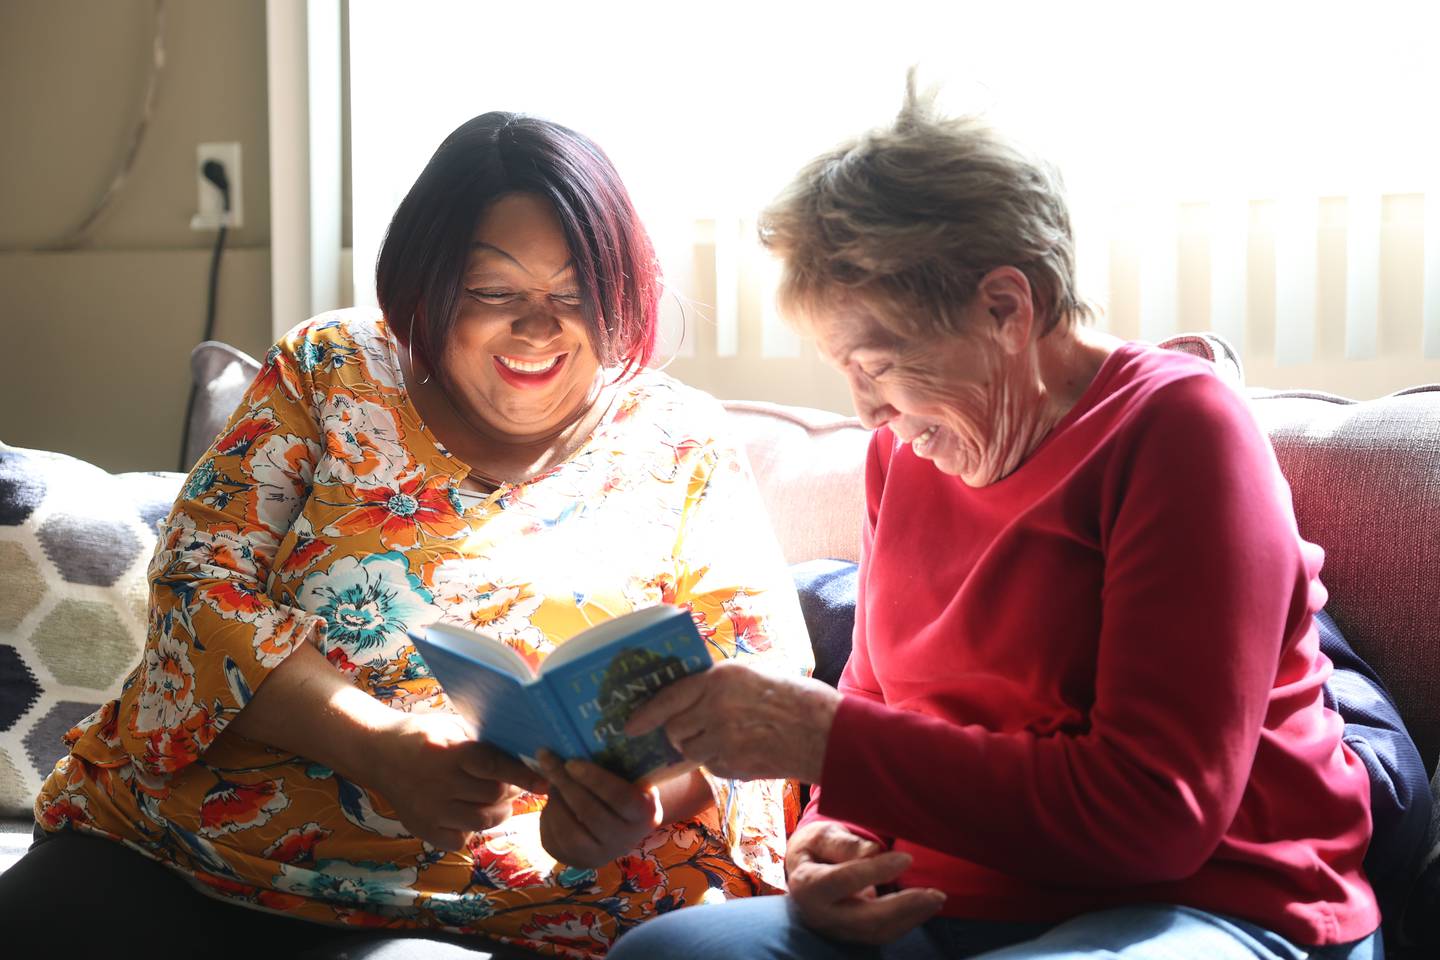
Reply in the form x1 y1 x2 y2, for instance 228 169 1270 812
606 895 1384 960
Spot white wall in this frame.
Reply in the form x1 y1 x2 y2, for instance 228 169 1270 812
0 0 274 472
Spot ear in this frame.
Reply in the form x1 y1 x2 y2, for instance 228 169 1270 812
975 267 1035 355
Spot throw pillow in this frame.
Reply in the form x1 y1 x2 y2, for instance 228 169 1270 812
790 559 858 688
0 443 182 815
1316 609 1433 938
184 340 261 470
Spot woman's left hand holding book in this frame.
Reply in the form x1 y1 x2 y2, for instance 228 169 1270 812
537 751 661 868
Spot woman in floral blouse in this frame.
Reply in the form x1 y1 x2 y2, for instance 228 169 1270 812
1 113 811 958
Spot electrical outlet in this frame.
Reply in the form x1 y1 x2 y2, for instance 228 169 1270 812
191 141 243 230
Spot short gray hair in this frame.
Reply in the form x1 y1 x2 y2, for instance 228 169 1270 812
758 75 1091 340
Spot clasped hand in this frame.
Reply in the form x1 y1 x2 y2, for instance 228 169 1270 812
787 821 946 944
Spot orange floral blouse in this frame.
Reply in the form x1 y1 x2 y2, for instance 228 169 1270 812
35 310 812 957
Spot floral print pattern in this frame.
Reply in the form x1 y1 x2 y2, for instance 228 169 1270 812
133 626 198 735
325 468 470 549
36 309 811 957
428 557 547 664
315 392 408 487
298 551 436 663
245 430 320 535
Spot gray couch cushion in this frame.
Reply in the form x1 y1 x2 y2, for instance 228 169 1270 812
1249 386 1440 772
184 340 262 470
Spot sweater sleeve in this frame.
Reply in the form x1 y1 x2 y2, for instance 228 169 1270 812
118 337 327 787
816 375 1310 886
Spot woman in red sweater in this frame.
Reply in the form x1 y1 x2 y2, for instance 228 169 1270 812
605 80 1383 960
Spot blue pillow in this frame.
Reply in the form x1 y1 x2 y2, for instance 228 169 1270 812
1316 609 1433 938
789 559 858 689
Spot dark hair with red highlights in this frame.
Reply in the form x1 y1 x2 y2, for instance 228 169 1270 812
377 112 661 378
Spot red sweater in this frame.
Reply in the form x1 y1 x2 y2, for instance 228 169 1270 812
804 342 1379 946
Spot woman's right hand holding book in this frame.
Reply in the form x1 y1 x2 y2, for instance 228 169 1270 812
224 641 547 853
373 712 549 852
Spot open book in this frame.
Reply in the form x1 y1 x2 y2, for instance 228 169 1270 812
408 604 711 784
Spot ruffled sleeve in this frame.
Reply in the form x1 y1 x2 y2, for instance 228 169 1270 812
118 336 327 790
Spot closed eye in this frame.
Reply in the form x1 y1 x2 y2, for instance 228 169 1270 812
549 292 584 307
856 362 891 380
466 288 519 304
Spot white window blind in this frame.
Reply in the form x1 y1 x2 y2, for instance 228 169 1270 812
348 0 1440 404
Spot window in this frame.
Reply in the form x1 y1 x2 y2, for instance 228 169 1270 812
349 0 1440 406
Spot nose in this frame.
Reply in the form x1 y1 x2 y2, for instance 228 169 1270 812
510 301 564 346
847 372 896 431
855 399 898 431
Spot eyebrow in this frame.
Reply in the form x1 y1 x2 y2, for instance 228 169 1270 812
470 242 576 280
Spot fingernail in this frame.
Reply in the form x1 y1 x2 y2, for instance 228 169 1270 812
625 712 657 735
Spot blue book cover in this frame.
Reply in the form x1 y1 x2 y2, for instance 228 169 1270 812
408 604 711 783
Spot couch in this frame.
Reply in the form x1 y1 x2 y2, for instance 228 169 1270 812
2 343 1438 954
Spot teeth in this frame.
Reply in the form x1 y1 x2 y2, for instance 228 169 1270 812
912 425 939 453
498 355 560 374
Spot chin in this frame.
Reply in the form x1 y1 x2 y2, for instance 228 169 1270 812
932 438 1008 486
929 456 973 481
936 457 998 487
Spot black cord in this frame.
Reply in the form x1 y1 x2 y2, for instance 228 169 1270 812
178 222 228 472
201 222 227 343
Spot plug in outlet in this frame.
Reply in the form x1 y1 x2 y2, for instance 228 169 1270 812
191 142 243 230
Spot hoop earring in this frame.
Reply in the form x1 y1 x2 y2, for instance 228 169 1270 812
649 288 687 375
406 323 431 385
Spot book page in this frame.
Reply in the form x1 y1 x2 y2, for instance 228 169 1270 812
411 630 560 764
420 620 537 680
539 604 680 674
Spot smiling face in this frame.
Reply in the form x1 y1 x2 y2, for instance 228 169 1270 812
436 192 604 446
810 276 1063 487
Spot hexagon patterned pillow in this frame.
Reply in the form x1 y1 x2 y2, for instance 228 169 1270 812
0 443 182 815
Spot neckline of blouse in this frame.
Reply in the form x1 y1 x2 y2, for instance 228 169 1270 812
377 317 637 503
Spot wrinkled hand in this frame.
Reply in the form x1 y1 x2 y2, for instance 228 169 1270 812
374 712 547 851
537 751 662 868
625 660 841 782
786 821 945 945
